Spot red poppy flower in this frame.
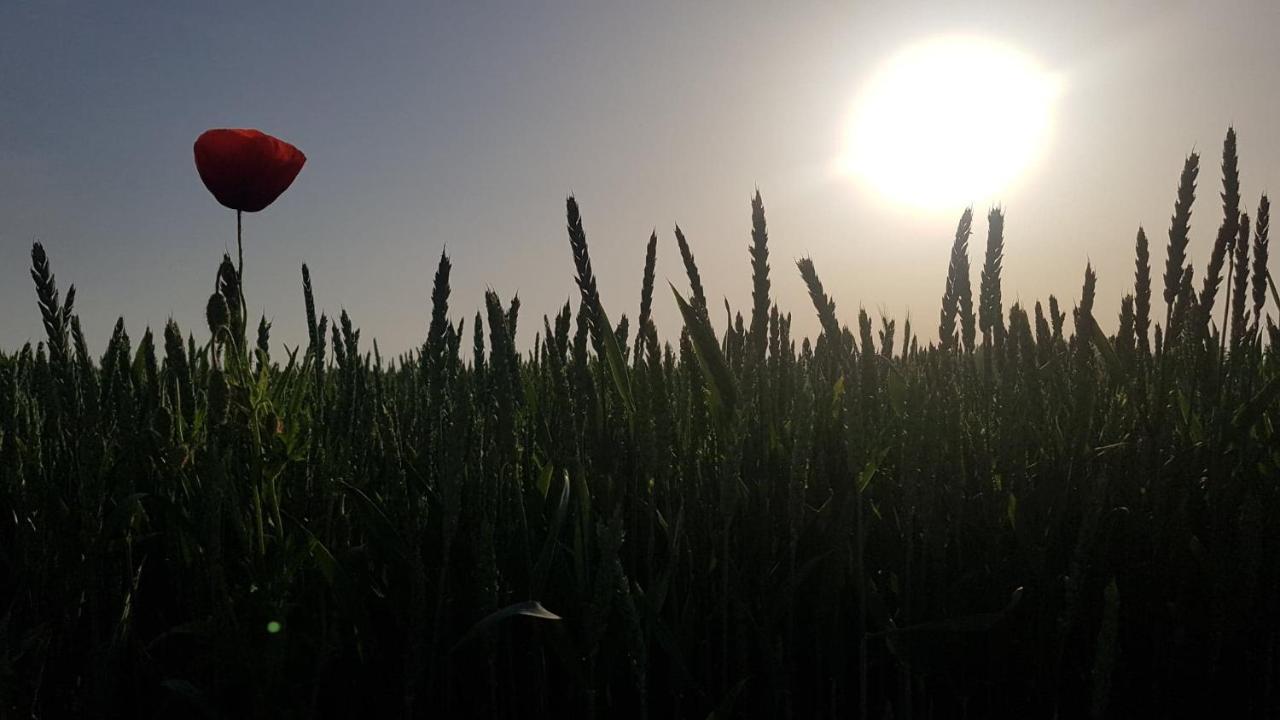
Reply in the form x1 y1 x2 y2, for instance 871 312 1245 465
194 129 306 213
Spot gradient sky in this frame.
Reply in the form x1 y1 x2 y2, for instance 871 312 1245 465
3 0 1279 357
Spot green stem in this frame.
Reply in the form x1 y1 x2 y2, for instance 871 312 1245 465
236 209 249 351
237 209 244 284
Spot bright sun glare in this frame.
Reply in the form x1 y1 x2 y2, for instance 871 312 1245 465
839 36 1062 211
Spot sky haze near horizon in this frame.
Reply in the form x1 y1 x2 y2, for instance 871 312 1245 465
3 1 1280 356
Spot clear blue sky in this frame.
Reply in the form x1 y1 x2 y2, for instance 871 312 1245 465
3 1 1279 355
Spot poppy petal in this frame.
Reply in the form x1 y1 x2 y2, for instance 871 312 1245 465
194 128 306 213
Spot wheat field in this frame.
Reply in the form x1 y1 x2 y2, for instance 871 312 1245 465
2 129 1279 718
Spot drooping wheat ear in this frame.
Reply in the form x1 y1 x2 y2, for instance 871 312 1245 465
566 196 607 355
427 249 452 354
1230 212 1251 350
206 291 230 339
637 230 658 360
1164 152 1199 322
796 257 846 356
1134 226 1152 356
30 242 74 372
674 224 709 325
939 208 974 351
1252 194 1270 326
747 190 771 359
979 206 1006 346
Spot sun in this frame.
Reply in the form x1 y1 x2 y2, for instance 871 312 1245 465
838 36 1062 211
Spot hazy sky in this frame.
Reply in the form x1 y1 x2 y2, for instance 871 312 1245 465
3 1 1279 356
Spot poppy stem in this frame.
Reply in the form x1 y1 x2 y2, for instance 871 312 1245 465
236 209 247 348
237 209 243 283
